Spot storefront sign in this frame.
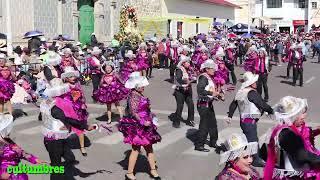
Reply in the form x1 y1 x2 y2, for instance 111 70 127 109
271 20 291 25
293 20 308 26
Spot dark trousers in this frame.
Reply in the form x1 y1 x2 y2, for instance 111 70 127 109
293 67 303 86
238 55 244 65
173 90 194 125
225 62 237 85
44 139 75 180
91 74 101 93
195 106 218 147
257 73 269 101
158 54 168 68
240 121 260 161
146 66 152 78
169 63 176 82
286 63 292 78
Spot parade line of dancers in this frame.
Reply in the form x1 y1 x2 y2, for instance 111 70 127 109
0 30 319 180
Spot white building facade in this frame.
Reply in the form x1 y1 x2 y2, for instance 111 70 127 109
0 0 237 45
255 0 320 33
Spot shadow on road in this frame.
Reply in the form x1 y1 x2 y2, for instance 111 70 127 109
12 109 29 120
186 128 198 145
280 80 294 86
64 163 111 180
117 150 151 175
66 134 92 149
95 113 120 122
275 75 289 79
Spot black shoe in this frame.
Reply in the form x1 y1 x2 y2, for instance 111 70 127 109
80 147 87 157
38 113 42 121
264 99 269 102
168 113 175 121
125 173 136 180
252 159 265 167
172 122 180 128
185 121 195 127
150 175 161 180
194 146 210 152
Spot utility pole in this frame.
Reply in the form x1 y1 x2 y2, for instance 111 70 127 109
5 0 13 55
57 0 63 35
248 1 251 34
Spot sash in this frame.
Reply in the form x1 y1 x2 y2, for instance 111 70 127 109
55 97 79 120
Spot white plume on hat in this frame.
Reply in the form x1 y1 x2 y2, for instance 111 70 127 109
43 78 70 98
177 55 190 68
0 53 7 60
240 71 259 90
46 51 61 66
91 46 102 55
219 133 258 165
125 50 136 59
200 59 217 71
63 48 72 55
125 72 149 89
61 66 80 80
171 40 179 48
199 45 208 52
139 42 147 49
273 96 308 125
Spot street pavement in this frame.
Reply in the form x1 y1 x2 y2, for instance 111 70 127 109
10 56 320 180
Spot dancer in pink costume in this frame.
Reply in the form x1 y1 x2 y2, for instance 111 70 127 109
118 72 161 180
264 96 320 180
93 61 129 124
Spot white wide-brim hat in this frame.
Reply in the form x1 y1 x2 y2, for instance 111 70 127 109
182 45 190 52
247 46 258 54
125 50 136 59
92 47 102 55
0 114 14 137
63 48 72 55
240 71 259 90
171 40 179 48
215 49 225 58
273 96 308 125
101 61 115 74
43 78 70 98
219 133 258 165
258 47 267 55
0 53 7 60
199 45 208 52
61 66 80 80
125 72 149 89
177 55 190 68
139 42 147 49
200 59 217 71
46 52 62 66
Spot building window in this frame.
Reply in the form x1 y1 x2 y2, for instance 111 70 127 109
167 19 171 35
267 0 282 8
177 22 183 39
312 2 317 9
196 17 199 34
294 0 308 8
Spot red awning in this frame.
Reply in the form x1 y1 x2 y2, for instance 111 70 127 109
200 0 241 8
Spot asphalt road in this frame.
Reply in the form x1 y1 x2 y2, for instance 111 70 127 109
10 55 320 180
